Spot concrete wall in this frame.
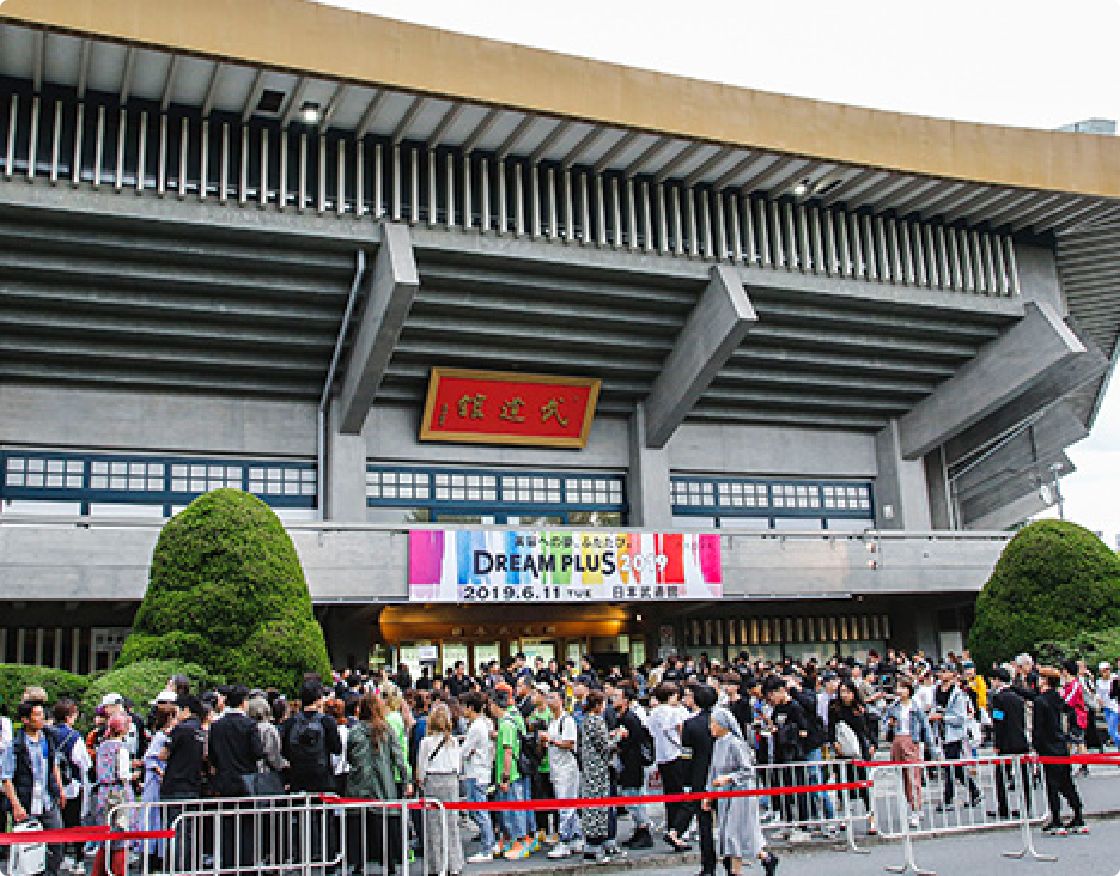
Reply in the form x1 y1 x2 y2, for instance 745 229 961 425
0 384 316 458
0 519 1009 604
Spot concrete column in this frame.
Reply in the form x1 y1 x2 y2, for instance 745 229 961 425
924 448 954 529
326 400 368 522
628 403 673 528
874 419 932 530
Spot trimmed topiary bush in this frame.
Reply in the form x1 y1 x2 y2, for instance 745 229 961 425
0 665 89 718
117 489 331 695
80 659 221 721
1035 627 1120 668
968 520 1120 670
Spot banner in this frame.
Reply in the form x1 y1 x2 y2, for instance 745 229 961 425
408 529 722 603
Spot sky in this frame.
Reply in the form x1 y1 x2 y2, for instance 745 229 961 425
320 0 1120 545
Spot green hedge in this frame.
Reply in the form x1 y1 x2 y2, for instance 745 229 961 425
969 520 1120 670
0 665 89 717
80 659 221 720
1035 627 1120 668
117 489 331 695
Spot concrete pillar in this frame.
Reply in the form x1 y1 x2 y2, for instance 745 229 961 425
924 448 954 529
1015 244 1065 312
628 403 673 529
326 400 368 522
874 419 932 530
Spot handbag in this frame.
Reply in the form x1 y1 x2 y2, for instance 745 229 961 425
248 769 286 797
835 721 861 758
9 818 46 876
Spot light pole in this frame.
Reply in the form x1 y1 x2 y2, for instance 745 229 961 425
1048 462 1066 521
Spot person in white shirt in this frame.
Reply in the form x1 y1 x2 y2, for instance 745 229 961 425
416 704 464 876
647 683 690 850
542 691 582 859
460 694 496 864
1096 661 1119 749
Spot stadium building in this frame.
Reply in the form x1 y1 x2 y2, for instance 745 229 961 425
1 0 1119 674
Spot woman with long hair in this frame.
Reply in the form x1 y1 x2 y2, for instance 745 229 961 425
415 703 464 876
139 703 178 868
346 693 412 875
828 680 876 834
577 691 613 864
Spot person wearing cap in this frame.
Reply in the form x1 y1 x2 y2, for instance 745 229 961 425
1096 661 1119 749
986 667 1031 819
930 665 982 811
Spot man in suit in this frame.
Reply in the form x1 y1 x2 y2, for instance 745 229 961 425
674 685 717 876
987 668 1032 818
207 685 264 867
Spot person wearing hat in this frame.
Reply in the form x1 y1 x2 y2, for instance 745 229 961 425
703 707 777 876
1096 661 1119 749
987 667 1031 819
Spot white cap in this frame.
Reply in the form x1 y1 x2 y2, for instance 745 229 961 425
151 690 178 705
1100 661 1111 670
100 693 124 707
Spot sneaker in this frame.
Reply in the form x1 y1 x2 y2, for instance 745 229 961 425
61 857 75 873
908 814 921 829
1064 816 1089 835
468 851 494 864
546 844 570 860
71 863 86 876
625 828 653 849
570 840 585 855
595 850 612 866
545 834 560 845
503 842 530 861
493 841 510 857
1041 820 1067 835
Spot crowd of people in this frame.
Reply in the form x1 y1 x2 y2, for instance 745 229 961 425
1 647 1117 876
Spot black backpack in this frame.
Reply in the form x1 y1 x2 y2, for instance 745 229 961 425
51 726 80 787
288 712 328 773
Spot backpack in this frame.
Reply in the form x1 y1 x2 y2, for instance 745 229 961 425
793 689 826 751
52 726 80 787
505 715 539 777
634 719 656 767
288 712 328 773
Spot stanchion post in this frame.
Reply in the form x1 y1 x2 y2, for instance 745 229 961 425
884 765 935 876
843 762 869 854
1002 756 1057 863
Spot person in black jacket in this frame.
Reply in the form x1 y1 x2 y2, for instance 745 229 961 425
828 681 874 829
986 668 1032 819
764 677 812 823
206 685 265 868
1033 669 1085 833
673 685 717 876
612 688 653 849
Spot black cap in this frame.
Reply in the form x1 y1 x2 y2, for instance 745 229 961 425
990 667 1011 684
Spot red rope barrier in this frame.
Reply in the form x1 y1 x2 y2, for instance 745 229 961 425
0 827 175 847
322 779 873 813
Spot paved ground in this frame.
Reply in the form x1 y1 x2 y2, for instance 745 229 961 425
464 763 1120 876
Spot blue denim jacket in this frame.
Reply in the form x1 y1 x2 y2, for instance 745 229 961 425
886 701 931 745
930 685 970 745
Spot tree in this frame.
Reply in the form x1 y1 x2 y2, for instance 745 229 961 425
968 520 1120 670
117 489 331 694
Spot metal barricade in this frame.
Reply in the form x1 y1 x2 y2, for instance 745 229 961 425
870 754 1050 875
106 794 449 876
752 758 873 853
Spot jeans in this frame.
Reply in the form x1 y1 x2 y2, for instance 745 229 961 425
495 782 525 844
463 779 495 854
805 748 836 820
549 766 583 844
1104 708 1120 747
518 775 535 838
619 786 650 829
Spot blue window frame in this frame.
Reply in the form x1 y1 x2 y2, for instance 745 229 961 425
1 450 317 516
366 465 626 524
670 475 873 528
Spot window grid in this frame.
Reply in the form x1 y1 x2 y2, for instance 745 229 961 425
367 466 625 510
671 476 873 518
1 451 316 508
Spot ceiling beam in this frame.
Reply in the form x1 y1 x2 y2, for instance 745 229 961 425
355 89 386 139
684 148 733 187
757 158 815 196
461 107 503 155
737 154 799 193
653 141 705 183
493 113 536 161
118 46 136 104
711 152 756 191
561 126 604 169
620 136 670 178
319 83 347 129
530 119 574 164
848 173 912 209
75 39 91 100
200 62 225 118
160 55 180 113
391 95 427 145
593 130 641 173
820 167 883 206
240 69 267 123
426 102 464 148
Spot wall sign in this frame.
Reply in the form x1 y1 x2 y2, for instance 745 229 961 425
419 368 601 448
408 529 723 603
